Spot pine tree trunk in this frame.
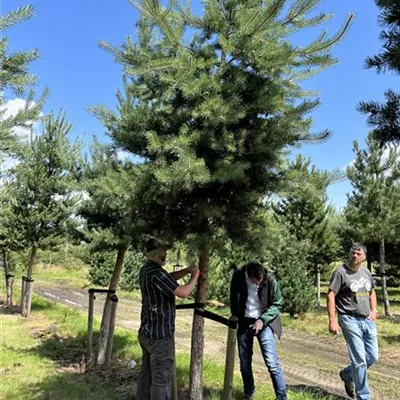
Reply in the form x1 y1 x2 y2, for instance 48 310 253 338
26 245 37 280
379 238 392 317
64 241 69 266
97 247 126 365
316 268 321 308
6 274 14 306
189 250 209 400
367 250 372 272
21 277 27 308
2 252 14 306
22 245 37 317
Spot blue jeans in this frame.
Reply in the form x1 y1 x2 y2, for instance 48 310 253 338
338 314 379 400
238 321 287 399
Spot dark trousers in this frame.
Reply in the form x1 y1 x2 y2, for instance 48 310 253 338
136 334 175 400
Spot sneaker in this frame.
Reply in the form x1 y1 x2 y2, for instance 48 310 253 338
339 369 356 398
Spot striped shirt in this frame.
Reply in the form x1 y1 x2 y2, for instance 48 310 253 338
138 260 179 339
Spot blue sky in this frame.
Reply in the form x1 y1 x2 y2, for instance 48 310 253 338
3 0 398 209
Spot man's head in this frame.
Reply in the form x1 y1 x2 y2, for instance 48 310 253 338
145 237 167 266
246 262 265 285
348 242 367 268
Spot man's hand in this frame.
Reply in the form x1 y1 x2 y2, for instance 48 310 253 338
329 320 340 335
253 319 264 335
190 267 200 280
368 309 378 321
186 265 197 274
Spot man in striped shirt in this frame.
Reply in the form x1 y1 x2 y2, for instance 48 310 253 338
137 237 199 400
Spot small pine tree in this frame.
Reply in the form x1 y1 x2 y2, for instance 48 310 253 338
79 139 143 366
275 155 341 305
8 112 81 317
0 184 20 305
345 132 400 316
272 229 316 316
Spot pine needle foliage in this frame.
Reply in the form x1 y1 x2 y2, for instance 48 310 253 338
0 5 48 152
365 0 400 74
7 112 81 253
94 0 353 248
345 132 400 244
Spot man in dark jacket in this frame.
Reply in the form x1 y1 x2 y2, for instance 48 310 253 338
230 262 287 400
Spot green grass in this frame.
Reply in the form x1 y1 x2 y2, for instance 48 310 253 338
1 286 341 399
32 267 400 349
283 284 400 348
34 265 90 289
0 300 137 399
34 265 144 301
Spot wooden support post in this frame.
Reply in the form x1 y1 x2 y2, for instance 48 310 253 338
87 290 95 368
223 317 238 400
104 295 118 370
21 276 27 308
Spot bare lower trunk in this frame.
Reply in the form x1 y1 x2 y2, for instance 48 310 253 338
189 250 209 400
6 275 14 306
379 238 392 317
21 280 34 317
22 246 37 318
2 252 14 306
97 247 126 365
367 250 372 272
21 277 27 307
26 245 37 280
316 269 321 308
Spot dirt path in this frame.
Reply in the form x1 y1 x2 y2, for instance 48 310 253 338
34 282 400 400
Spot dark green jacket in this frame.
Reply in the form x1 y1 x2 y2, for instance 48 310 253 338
230 266 283 338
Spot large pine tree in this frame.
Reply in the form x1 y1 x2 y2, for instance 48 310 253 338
365 0 400 74
359 0 400 144
94 1 352 397
345 132 400 316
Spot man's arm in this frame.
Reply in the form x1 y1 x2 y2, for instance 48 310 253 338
369 289 378 321
259 279 282 327
230 272 239 317
327 289 340 335
169 266 194 281
174 268 199 299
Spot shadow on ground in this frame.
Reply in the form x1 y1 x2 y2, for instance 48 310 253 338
5 325 138 399
381 334 400 344
0 302 21 315
288 385 347 400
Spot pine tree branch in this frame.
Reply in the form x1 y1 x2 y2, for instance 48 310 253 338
0 5 35 31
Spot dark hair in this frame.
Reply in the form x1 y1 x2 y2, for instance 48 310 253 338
145 237 165 253
245 262 264 279
350 242 367 255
